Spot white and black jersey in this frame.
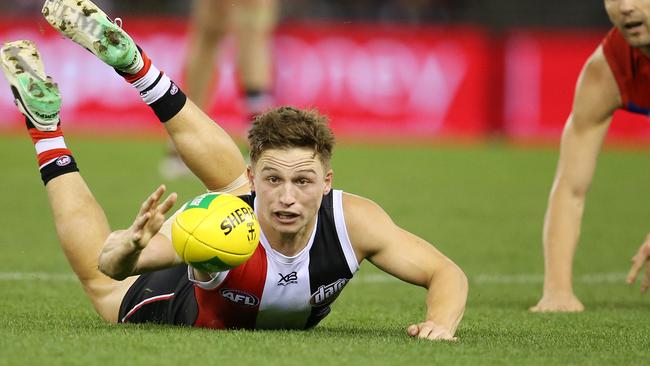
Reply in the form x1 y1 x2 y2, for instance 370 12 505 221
118 190 360 330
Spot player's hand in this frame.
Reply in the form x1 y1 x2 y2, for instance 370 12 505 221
128 184 177 249
407 321 457 341
626 234 650 292
528 292 584 312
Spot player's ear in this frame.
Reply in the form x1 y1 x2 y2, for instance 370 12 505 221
246 165 255 192
323 168 333 195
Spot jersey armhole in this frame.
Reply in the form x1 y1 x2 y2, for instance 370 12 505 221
333 190 360 274
601 31 627 106
186 266 230 290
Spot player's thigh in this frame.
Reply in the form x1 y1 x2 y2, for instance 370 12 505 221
192 0 233 33
90 275 139 323
233 0 277 33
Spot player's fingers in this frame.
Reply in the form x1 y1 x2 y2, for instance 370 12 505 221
148 185 166 207
641 262 650 293
139 185 166 214
132 211 151 231
429 332 457 341
407 324 419 337
158 192 177 214
138 191 157 216
626 254 644 284
418 323 433 339
427 327 448 340
132 230 142 243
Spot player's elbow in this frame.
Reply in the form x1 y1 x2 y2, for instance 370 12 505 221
433 260 469 302
97 255 129 281
453 263 469 301
552 176 590 201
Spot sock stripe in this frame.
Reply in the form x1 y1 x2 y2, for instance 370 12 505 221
37 148 73 168
30 126 63 144
124 49 152 83
131 64 161 90
142 74 171 105
35 136 66 155
39 157 59 170
140 71 163 95
120 47 187 123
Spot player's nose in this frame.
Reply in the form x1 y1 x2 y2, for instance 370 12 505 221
278 183 296 206
619 0 636 14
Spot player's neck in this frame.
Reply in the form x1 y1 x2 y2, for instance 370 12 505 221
264 222 316 257
641 46 650 58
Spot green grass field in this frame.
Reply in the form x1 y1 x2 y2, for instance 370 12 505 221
1 134 649 365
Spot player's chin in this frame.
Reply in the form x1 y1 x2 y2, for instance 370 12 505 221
623 33 650 48
271 215 303 233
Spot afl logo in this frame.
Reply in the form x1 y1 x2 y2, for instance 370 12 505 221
170 83 179 95
219 288 259 307
55 155 71 166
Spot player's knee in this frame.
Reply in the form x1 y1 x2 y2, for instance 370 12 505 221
79 277 128 323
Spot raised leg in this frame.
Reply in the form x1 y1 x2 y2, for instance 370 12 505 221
42 0 248 192
1 39 134 323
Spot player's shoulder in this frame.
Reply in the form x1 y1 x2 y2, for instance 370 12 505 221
583 45 611 77
340 192 391 227
570 43 622 124
575 43 621 104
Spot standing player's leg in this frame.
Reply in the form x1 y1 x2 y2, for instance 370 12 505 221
1 40 135 322
161 0 233 180
233 0 278 118
42 0 248 192
185 0 232 110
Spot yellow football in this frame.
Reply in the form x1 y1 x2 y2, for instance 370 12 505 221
171 192 260 272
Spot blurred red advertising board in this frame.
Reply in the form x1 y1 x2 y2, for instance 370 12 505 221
2 18 648 144
502 29 650 144
0 18 491 138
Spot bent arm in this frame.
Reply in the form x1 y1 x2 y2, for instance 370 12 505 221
99 231 181 280
534 46 620 311
344 193 468 339
98 185 181 280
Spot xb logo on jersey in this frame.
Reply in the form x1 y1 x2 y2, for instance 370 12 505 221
277 271 298 286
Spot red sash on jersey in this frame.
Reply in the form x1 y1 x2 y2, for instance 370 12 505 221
193 245 268 329
602 27 650 115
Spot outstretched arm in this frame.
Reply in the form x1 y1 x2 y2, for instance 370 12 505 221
530 46 620 312
98 185 180 280
344 193 468 340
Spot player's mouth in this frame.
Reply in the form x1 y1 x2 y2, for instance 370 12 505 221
274 211 300 224
624 21 644 33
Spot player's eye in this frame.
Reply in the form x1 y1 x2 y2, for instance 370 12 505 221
296 178 310 185
267 176 280 184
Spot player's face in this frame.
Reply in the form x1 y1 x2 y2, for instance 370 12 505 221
248 147 333 243
605 0 650 49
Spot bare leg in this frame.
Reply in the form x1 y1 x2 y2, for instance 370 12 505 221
162 0 235 180
45 173 137 322
42 0 248 191
163 99 247 191
234 0 278 97
184 0 233 109
1 38 133 323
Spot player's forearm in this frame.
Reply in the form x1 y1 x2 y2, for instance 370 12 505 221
425 261 468 334
98 230 143 280
542 184 586 294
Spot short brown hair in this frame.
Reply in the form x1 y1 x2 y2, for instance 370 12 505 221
248 106 335 165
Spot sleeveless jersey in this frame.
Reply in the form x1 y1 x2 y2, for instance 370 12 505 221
602 27 650 115
119 189 360 330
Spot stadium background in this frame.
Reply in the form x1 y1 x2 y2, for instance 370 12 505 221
1 1 650 365
2 0 650 142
